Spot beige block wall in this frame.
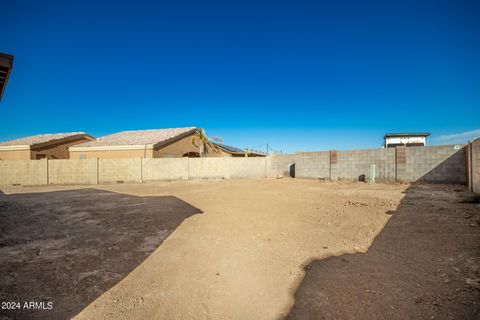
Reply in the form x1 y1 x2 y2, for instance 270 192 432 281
98 158 142 183
335 148 396 181
142 158 188 181
188 158 229 179
0 160 48 186
295 151 331 179
270 154 297 177
1 144 475 187
228 157 267 178
0 157 270 186
0 150 32 160
398 145 466 183
48 159 98 185
471 139 480 193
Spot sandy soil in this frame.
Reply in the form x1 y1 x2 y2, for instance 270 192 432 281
0 187 202 319
0 179 479 319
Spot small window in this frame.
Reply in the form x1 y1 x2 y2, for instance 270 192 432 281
79 154 86 159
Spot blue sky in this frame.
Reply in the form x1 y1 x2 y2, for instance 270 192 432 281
1 0 479 153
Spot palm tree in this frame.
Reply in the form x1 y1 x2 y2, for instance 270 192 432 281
192 128 220 157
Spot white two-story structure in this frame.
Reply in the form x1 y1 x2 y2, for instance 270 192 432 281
384 133 430 148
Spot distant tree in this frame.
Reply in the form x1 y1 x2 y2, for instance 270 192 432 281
192 129 220 157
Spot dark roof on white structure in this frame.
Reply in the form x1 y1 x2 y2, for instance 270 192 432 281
384 133 431 138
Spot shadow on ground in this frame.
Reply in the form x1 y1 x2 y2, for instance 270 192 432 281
287 184 480 320
0 188 202 320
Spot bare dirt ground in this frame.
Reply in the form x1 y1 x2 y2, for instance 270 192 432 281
0 179 479 320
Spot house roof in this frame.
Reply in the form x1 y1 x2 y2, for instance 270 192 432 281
74 127 197 148
214 143 245 154
0 132 92 148
384 132 431 138
213 142 266 156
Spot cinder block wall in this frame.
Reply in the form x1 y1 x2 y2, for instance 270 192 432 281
228 157 268 178
98 158 142 183
270 154 296 177
0 157 270 186
397 145 466 184
0 160 48 185
142 158 188 181
335 148 395 181
295 151 330 179
49 159 98 185
292 149 395 181
0 145 471 186
291 145 465 184
188 158 229 179
470 139 480 193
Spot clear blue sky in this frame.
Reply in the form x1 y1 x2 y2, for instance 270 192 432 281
1 0 479 153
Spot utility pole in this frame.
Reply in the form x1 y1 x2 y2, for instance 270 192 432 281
266 143 269 155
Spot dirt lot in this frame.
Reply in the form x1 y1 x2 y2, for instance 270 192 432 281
0 179 479 320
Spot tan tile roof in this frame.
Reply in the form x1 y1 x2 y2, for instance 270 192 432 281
0 132 89 147
76 127 197 147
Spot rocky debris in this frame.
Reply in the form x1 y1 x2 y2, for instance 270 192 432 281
344 200 368 207
465 278 480 290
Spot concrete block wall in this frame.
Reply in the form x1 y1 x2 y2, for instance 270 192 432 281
228 157 268 178
468 138 480 193
188 158 229 179
142 158 188 181
270 154 296 177
49 159 98 185
0 160 48 186
335 148 396 181
295 152 330 179
397 145 466 184
0 145 472 186
98 158 142 183
0 157 269 186
289 145 465 184
292 149 395 181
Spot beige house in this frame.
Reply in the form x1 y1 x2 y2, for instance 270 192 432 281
0 132 95 160
70 127 225 159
